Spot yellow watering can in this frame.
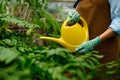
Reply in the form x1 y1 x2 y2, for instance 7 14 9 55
40 17 89 52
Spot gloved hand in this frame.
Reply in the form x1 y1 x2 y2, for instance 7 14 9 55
67 11 80 25
75 37 101 54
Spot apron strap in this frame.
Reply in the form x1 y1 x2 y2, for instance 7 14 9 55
73 0 80 8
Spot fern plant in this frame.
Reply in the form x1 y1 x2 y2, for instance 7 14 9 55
0 0 60 39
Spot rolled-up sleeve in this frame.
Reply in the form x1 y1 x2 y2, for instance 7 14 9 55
109 17 120 35
109 0 120 35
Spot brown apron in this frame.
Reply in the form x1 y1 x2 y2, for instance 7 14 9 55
77 0 120 63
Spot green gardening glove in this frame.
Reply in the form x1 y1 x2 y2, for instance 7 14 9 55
75 37 101 54
67 11 80 25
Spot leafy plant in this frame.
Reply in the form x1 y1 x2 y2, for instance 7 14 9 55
0 36 118 80
0 0 60 38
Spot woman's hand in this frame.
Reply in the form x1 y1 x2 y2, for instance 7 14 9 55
67 11 80 25
75 37 101 54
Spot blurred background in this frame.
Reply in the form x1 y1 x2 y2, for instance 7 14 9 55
47 0 76 21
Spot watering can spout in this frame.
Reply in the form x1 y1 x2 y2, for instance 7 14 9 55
40 37 61 44
40 36 76 52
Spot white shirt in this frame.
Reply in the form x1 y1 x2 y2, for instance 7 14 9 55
109 0 120 35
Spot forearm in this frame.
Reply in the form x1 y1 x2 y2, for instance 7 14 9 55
99 27 116 41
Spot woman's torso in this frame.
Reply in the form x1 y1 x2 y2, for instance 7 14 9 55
77 0 120 63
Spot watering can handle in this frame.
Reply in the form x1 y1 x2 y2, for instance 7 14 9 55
80 17 89 41
80 17 88 30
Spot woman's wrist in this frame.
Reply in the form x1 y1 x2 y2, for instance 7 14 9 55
99 27 116 41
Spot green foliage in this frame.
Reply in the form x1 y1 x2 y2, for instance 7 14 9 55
0 0 60 38
0 47 19 64
0 31 119 80
0 13 40 28
0 35 90 80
